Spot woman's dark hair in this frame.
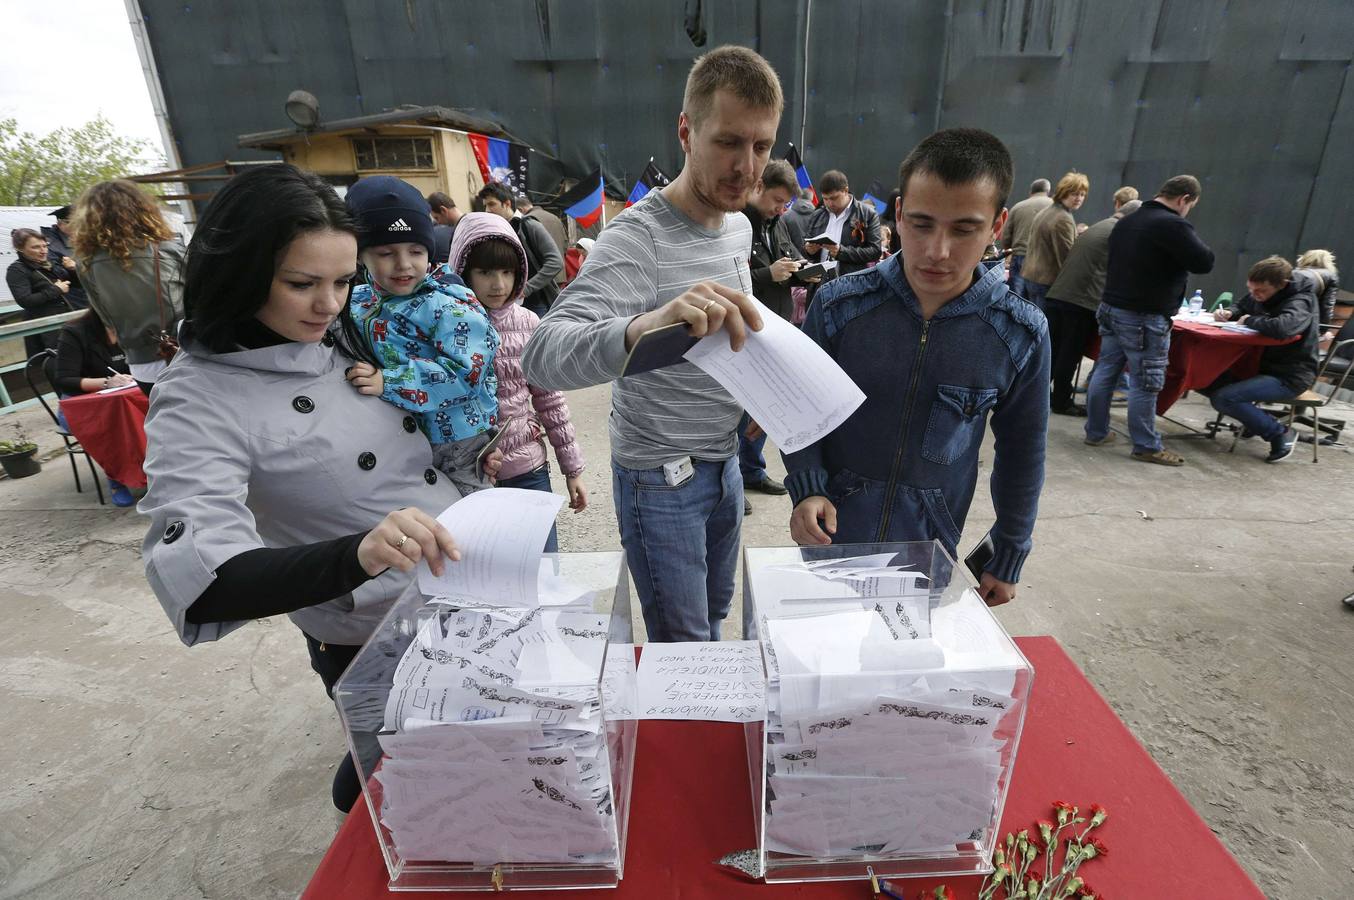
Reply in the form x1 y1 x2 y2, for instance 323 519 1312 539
183 164 358 353
75 307 117 346
11 227 44 250
463 237 524 300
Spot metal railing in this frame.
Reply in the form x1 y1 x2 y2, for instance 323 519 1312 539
0 308 84 413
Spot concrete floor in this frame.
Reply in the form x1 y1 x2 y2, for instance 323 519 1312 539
1 384 1351 899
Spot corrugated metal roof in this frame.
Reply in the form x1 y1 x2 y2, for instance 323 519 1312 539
237 105 513 149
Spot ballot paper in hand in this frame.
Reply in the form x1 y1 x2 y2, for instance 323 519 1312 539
635 641 765 722
683 297 865 453
417 488 565 605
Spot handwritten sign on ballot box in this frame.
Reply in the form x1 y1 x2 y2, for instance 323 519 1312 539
635 641 766 722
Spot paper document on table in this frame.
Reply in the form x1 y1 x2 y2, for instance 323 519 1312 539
1217 322 1260 334
683 297 865 453
417 488 564 605
635 640 765 722
96 383 140 395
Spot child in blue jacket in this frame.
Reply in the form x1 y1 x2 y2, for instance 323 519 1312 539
343 176 500 494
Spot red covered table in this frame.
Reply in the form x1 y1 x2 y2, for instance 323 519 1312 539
1088 318 1294 416
302 637 1262 899
58 386 150 489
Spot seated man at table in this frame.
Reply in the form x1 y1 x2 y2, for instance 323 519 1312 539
1209 256 1320 463
54 309 139 505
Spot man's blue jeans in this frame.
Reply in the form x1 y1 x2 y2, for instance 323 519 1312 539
1208 375 1293 440
611 456 743 642
1085 304 1171 453
737 411 769 485
497 463 559 553
1021 280 1050 312
1008 253 1027 300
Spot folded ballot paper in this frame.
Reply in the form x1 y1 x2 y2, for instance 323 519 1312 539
374 604 623 865
755 553 1022 859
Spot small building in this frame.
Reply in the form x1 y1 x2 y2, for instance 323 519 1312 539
237 105 522 210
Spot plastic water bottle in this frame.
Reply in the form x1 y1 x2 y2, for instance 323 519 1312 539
1188 289 1204 316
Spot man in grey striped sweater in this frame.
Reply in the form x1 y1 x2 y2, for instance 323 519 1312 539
522 46 783 642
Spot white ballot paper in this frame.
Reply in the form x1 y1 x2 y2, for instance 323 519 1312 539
635 641 766 722
417 488 565 605
683 297 865 453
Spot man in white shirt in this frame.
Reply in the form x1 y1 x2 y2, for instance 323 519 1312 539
802 169 881 282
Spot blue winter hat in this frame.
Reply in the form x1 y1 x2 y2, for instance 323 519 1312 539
345 176 436 258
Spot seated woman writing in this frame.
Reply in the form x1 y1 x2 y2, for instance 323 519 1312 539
53 309 138 505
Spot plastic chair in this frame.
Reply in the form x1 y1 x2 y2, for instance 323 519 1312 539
22 350 106 504
1208 291 1233 312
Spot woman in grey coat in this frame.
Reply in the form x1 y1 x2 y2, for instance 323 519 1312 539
139 165 470 811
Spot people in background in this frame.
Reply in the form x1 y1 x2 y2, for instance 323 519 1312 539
1019 171 1089 310
515 193 569 261
478 182 563 317
1083 175 1214 466
803 169 882 281
73 180 185 394
564 236 595 285
42 205 88 306
782 185 817 247
7 227 80 357
53 309 137 506
1295 249 1339 327
425 191 463 266
1210 256 1320 463
1001 178 1052 298
1043 197 1142 416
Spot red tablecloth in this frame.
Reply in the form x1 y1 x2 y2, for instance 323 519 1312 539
1089 319 1292 415
302 637 1262 899
58 387 149 489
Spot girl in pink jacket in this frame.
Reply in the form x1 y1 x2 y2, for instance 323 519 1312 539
448 213 587 552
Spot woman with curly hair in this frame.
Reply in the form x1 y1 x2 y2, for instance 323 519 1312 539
73 180 186 393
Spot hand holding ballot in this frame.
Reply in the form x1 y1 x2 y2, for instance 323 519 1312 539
622 280 763 353
359 507 462 577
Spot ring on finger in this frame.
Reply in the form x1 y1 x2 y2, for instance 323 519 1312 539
394 533 409 550
702 299 715 312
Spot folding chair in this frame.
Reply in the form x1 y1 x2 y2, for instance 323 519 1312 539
22 350 106 504
1252 332 1354 462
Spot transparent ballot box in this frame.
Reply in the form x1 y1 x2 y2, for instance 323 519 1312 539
742 541 1032 883
334 552 638 891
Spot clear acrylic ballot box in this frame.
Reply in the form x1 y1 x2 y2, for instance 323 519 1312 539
742 541 1033 883
334 551 638 891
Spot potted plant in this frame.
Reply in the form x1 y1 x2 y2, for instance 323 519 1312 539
0 424 42 479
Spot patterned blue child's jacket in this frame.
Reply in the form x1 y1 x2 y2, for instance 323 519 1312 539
350 268 500 444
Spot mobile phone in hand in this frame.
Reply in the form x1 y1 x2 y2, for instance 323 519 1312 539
964 533 995 583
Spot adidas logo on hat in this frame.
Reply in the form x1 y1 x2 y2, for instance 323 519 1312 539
389 218 412 231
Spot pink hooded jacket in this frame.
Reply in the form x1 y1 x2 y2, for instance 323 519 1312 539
448 213 585 481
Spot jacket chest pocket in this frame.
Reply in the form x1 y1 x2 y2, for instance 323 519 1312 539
921 384 1000 466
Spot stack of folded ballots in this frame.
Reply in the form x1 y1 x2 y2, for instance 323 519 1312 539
758 561 1018 858
374 606 617 864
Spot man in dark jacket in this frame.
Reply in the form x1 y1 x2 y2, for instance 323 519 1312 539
1044 198 1141 415
782 187 816 247
786 128 1049 608
41 205 88 306
803 170 881 280
478 182 563 317
426 192 462 265
1209 256 1320 462
739 158 810 503
1083 175 1214 466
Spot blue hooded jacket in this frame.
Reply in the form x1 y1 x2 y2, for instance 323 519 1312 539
350 269 500 443
783 256 1050 583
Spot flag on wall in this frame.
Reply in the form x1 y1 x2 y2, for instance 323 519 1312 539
626 159 671 206
863 180 888 215
469 134 530 194
785 144 817 206
560 169 605 228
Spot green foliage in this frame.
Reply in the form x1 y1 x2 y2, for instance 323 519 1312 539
0 115 163 207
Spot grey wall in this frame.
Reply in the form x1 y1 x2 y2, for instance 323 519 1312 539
140 0 1354 296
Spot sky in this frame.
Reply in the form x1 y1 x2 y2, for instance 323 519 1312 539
3 2 163 150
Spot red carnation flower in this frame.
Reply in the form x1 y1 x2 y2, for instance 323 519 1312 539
1089 837 1109 857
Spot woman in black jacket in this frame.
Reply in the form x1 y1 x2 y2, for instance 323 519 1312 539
6 227 81 356
52 310 138 506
